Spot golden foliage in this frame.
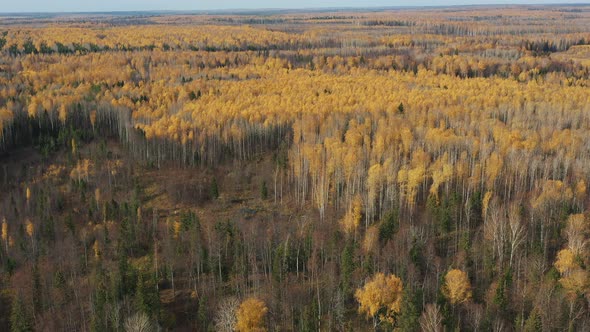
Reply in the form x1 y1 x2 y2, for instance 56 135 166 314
429 153 453 199
443 269 472 305
0 29 587 223
93 240 101 258
555 249 578 274
25 219 34 238
485 152 503 188
1 218 7 242
70 159 94 182
532 180 573 211
0 14 589 329
173 220 182 239
235 297 268 332
340 195 363 236
575 180 587 203
0 107 13 135
398 164 426 207
555 219 590 300
565 214 587 256
43 164 66 180
559 269 589 299
58 104 67 123
355 272 403 325
90 110 97 129
367 163 383 204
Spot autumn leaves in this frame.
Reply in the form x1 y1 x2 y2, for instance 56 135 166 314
355 272 403 328
554 214 590 300
1 26 299 55
355 269 471 329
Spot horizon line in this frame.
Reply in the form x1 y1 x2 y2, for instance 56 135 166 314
1 2 589 15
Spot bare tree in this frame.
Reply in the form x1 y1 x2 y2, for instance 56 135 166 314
508 203 526 268
467 303 484 332
565 214 587 256
124 312 155 332
492 318 507 332
485 200 506 269
214 297 239 332
420 304 443 332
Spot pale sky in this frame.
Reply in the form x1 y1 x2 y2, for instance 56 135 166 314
0 1 588 13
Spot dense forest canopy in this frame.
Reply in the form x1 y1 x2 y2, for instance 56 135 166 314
1 4 590 331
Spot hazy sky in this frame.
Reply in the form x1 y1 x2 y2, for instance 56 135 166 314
1 1 588 13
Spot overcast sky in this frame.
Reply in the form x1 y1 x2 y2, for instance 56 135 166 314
1 1 588 13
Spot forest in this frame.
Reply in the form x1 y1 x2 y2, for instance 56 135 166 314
1 4 590 331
